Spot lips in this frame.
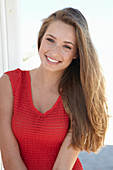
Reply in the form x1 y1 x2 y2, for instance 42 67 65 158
45 55 61 64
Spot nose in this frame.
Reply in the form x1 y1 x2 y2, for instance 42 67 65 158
52 44 61 55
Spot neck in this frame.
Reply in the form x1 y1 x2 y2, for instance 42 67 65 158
34 66 63 92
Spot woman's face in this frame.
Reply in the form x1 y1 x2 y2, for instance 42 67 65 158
39 20 77 73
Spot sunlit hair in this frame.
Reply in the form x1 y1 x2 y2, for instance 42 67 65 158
38 8 108 152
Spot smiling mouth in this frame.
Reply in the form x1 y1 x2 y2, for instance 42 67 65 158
46 55 61 64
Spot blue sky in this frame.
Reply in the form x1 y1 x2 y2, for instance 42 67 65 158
20 0 113 20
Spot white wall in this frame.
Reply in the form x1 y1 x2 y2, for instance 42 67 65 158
0 0 8 77
0 0 22 77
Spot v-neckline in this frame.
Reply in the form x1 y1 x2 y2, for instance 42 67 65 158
28 70 61 116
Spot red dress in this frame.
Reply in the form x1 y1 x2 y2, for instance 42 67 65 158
5 69 83 170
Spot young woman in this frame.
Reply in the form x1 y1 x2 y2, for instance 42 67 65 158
0 8 108 170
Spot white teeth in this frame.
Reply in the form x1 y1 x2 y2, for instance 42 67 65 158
47 57 59 63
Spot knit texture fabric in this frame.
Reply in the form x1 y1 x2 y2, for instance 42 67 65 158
5 69 83 170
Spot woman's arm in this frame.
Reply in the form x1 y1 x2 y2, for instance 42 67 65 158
0 74 27 170
53 128 80 170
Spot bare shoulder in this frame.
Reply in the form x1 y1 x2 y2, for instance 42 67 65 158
29 68 38 79
0 74 13 119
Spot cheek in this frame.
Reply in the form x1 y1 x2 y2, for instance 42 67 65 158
64 51 75 61
40 41 51 53
39 42 46 55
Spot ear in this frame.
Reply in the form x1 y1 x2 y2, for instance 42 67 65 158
73 47 78 59
73 56 76 59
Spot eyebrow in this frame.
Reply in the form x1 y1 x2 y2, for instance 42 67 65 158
46 34 74 46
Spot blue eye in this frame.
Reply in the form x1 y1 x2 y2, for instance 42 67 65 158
47 38 54 43
64 45 71 49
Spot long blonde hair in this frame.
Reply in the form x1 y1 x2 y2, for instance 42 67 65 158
38 8 108 152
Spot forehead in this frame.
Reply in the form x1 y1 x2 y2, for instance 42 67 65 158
45 20 76 42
